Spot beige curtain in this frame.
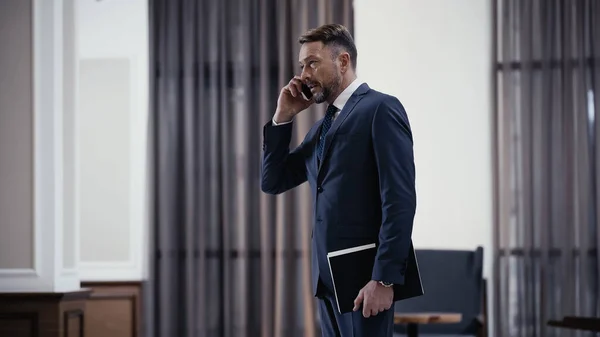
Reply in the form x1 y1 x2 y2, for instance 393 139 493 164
493 1 600 336
147 1 353 337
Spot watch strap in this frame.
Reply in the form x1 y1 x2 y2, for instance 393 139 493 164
378 281 393 288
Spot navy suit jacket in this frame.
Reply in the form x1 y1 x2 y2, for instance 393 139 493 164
261 83 417 297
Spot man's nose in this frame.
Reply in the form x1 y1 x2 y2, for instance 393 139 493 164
300 67 311 82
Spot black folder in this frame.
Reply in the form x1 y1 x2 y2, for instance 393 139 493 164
326 242 423 314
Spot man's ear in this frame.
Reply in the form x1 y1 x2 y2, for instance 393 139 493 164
338 52 351 73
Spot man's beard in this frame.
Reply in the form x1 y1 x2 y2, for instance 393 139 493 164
314 87 330 104
314 75 342 104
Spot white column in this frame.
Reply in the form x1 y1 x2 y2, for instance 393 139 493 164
0 0 80 292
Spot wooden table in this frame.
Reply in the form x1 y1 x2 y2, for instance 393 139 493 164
548 316 600 332
394 313 463 337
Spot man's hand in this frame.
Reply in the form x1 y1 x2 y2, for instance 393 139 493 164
273 76 314 123
352 280 394 318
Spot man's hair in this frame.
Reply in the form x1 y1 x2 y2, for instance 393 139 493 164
298 24 358 70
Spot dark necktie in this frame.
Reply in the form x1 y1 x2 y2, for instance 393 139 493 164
317 104 338 163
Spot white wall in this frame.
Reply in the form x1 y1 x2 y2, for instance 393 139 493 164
76 0 149 281
354 0 494 331
354 0 494 330
354 0 493 270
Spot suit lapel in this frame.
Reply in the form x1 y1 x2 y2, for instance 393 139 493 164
317 83 370 176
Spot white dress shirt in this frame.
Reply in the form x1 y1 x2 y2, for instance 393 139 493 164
272 78 363 126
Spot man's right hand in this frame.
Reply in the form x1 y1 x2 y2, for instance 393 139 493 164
273 76 314 124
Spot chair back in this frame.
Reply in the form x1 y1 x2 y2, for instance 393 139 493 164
394 247 484 335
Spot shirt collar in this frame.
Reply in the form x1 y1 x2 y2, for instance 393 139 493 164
332 78 363 111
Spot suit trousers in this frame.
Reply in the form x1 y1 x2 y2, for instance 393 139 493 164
317 282 394 337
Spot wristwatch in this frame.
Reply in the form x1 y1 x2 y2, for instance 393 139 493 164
378 281 393 288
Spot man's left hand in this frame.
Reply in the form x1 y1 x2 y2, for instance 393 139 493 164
352 280 394 318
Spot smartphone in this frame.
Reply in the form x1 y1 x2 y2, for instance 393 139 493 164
301 83 313 100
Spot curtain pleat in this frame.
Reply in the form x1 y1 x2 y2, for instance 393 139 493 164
149 1 353 336
594 0 600 319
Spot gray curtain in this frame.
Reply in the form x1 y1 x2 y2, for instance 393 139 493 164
493 1 600 336
147 1 353 337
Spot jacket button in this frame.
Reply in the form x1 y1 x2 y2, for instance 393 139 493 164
317 186 323 193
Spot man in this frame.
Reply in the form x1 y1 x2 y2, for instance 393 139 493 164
261 23 417 337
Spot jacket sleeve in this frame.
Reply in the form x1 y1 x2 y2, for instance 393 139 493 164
370 96 417 285
260 120 308 195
